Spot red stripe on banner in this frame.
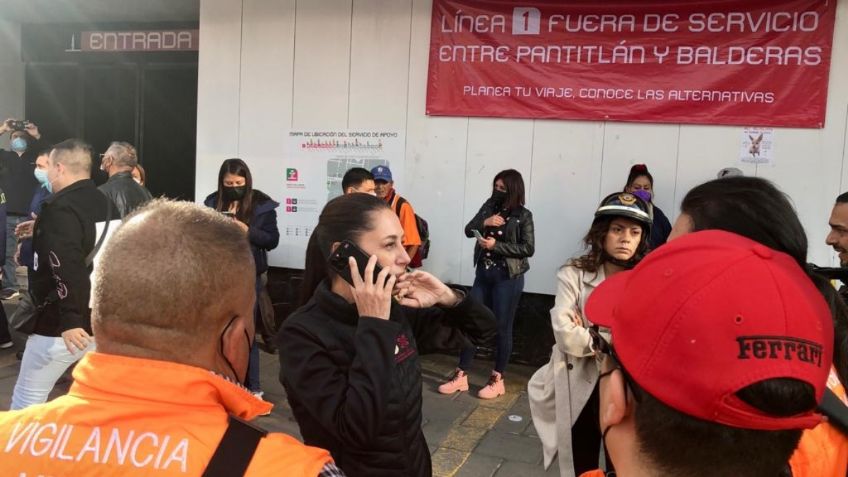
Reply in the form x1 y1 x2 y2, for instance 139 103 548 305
425 0 836 128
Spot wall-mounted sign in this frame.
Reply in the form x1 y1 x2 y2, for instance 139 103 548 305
426 0 837 128
69 29 199 53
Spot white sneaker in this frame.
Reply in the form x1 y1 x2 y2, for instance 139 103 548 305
0 341 13 349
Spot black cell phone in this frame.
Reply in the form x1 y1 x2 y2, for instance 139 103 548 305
327 240 382 286
10 120 27 131
221 211 235 218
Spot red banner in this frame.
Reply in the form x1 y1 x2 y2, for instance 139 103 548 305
426 1 836 128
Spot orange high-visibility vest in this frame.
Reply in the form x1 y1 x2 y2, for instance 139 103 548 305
790 367 848 477
0 352 332 476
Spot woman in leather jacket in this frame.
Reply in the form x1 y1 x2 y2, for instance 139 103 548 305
439 169 534 399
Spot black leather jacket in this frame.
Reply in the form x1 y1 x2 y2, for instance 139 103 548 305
465 199 535 279
98 171 153 218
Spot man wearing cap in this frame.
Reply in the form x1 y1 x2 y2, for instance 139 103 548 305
581 230 833 477
371 165 422 265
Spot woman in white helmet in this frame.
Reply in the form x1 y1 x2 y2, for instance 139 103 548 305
528 192 652 477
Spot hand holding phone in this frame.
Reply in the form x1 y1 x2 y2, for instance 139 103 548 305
328 240 382 286
327 240 394 320
471 229 484 241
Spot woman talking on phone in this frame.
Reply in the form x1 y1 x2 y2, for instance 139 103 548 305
204 158 279 397
277 193 495 477
439 169 534 399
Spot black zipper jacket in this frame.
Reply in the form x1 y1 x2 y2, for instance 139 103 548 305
277 281 496 477
31 179 115 336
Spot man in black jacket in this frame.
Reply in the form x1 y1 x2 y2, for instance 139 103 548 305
10 138 116 410
0 119 46 299
98 141 152 218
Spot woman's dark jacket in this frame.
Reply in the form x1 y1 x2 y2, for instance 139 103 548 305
649 204 672 249
464 198 535 279
204 190 279 274
277 281 496 477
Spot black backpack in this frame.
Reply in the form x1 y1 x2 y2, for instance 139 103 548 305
393 196 430 260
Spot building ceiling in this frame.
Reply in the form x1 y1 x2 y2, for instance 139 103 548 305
0 0 199 23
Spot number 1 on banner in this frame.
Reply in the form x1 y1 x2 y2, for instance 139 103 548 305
512 8 540 35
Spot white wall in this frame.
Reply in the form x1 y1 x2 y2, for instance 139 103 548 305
0 21 25 149
197 0 848 295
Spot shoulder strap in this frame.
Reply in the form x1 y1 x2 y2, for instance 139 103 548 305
85 199 113 266
393 195 407 217
819 388 848 436
202 415 269 477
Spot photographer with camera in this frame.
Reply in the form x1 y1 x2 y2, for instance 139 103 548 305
0 118 46 300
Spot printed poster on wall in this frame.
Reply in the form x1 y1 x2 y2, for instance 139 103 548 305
279 130 405 268
426 0 836 128
740 127 775 165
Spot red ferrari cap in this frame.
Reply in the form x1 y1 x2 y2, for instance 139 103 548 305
586 230 833 431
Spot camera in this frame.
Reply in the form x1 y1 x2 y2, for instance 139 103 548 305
9 120 27 131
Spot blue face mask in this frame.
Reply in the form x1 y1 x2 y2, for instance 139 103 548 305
34 168 52 193
11 137 27 153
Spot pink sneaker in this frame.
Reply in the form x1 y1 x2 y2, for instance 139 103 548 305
438 369 469 394
477 371 505 399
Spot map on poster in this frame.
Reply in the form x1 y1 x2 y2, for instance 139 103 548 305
279 130 404 268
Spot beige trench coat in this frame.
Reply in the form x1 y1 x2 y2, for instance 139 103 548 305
528 264 607 477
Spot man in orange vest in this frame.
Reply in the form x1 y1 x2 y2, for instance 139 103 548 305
371 165 423 267
0 199 340 476
580 231 834 477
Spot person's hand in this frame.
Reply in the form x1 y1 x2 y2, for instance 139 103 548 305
61 328 92 354
15 220 35 239
571 309 585 328
0 119 12 135
350 254 395 320
478 237 496 250
24 121 40 140
483 215 505 227
393 270 459 308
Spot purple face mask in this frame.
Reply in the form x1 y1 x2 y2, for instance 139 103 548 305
632 189 652 203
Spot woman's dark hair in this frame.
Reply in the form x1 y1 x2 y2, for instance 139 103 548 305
215 158 254 224
624 163 654 190
299 193 390 307
493 169 525 210
681 175 848 389
571 216 649 273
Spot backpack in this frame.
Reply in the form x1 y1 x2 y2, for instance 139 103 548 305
393 196 430 261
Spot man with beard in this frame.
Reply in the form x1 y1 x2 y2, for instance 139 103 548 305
826 192 848 300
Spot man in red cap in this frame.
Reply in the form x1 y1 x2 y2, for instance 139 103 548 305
581 230 833 477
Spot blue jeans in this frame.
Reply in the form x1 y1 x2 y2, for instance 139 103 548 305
3 216 25 290
246 275 261 393
459 265 524 374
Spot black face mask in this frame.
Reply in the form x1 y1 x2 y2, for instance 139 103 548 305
219 315 253 388
224 186 247 201
491 189 508 205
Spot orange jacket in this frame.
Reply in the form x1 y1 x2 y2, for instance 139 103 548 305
0 352 332 476
579 470 604 477
386 190 421 247
790 368 848 477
